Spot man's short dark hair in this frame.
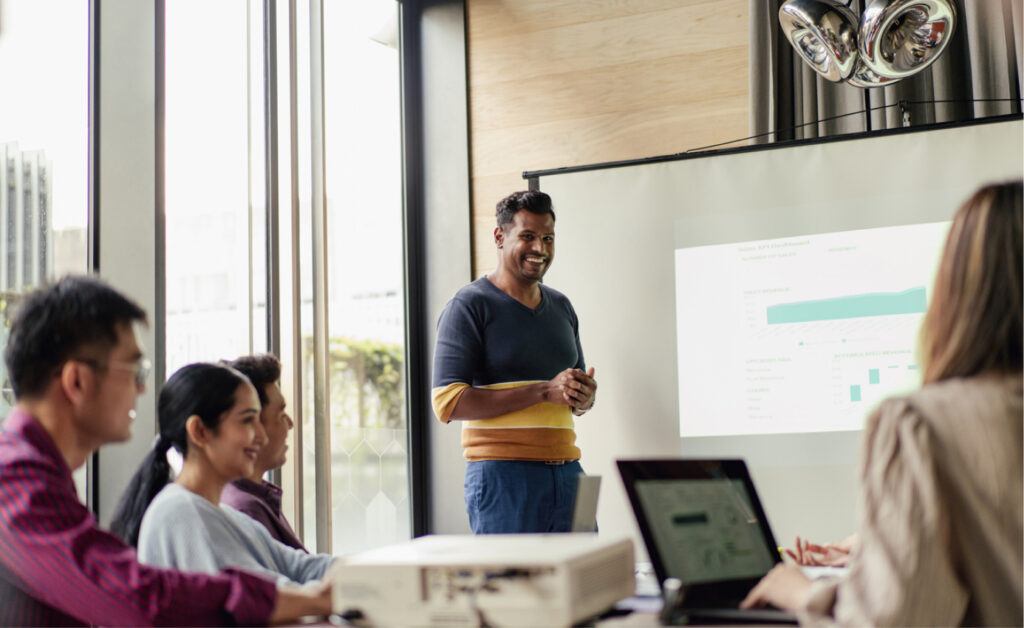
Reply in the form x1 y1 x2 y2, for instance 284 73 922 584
4 275 147 398
225 354 281 406
496 190 556 231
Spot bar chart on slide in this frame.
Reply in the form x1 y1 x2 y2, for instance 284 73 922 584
675 222 949 437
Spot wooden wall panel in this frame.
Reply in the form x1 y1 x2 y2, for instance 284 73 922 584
467 0 750 274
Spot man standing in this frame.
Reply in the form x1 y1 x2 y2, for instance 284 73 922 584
432 191 597 534
223 354 306 551
0 276 330 625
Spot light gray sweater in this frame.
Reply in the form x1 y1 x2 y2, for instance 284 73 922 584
138 483 333 585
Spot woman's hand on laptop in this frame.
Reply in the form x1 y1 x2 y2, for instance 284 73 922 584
740 564 811 611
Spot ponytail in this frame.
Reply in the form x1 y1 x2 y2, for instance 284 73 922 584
108 362 249 548
109 436 174 547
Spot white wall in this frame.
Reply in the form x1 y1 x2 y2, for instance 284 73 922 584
417 0 474 535
94 0 160 526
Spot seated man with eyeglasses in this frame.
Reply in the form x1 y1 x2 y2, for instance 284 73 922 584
0 275 331 625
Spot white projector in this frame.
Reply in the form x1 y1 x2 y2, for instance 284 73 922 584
330 534 635 627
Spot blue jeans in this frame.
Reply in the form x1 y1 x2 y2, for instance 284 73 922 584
464 460 584 533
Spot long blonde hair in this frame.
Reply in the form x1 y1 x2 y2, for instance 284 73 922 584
919 180 1023 384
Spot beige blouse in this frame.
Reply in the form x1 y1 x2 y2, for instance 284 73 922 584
801 373 1023 627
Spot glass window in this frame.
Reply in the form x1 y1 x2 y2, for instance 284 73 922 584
0 1 89 498
163 0 411 554
164 0 268 374
321 0 408 554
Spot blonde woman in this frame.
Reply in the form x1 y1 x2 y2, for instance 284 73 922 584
743 180 1023 626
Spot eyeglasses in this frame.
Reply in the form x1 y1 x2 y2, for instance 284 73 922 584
76 357 152 388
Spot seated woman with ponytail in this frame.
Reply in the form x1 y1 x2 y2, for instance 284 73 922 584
110 362 335 585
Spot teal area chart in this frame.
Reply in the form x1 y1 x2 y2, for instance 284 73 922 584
675 222 950 437
766 287 926 325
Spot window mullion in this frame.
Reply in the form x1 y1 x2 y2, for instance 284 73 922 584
309 0 332 555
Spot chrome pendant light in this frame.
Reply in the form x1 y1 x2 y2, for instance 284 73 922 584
858 0 957 80
846 60 902 88
778 0 957 88
779 0 860 82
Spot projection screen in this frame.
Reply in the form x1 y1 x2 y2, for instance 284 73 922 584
532 117 1023 554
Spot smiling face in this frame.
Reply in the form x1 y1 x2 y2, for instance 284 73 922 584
495 210 556 284
71 323 146 447
199 382 266 482
253 382 292 474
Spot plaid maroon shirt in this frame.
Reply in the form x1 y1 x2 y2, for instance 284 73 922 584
0 408 277 626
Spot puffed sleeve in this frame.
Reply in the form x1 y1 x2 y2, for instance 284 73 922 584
798 399 968 626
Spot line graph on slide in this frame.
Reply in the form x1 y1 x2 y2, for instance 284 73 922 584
676 222 950 437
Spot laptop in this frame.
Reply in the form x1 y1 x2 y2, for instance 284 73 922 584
617 459 797 625
570 474 601 532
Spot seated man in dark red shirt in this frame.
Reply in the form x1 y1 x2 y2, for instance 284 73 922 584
223 354 306 551
0 275 331 626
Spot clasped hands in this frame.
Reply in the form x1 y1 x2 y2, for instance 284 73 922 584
543 367 597 414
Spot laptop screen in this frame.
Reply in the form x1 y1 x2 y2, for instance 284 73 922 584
617 459 783 597
633 478 776 585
